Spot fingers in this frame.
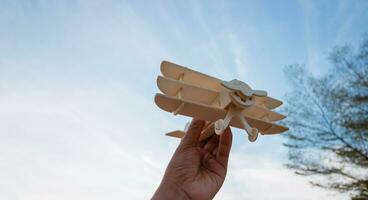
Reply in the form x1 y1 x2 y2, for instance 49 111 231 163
216 127 233 167
203 135 219 153
179 118 205 148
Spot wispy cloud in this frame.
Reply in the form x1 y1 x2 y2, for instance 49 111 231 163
298 0 368 76
0 71 178 199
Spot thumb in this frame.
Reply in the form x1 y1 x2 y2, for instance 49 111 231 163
178 118 205 149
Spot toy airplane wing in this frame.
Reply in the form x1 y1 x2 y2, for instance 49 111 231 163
155 61 288 142
161 61 283 109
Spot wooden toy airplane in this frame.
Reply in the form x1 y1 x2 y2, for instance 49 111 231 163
154 61 288 142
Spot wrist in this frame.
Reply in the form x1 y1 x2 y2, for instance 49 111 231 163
152 179 190 200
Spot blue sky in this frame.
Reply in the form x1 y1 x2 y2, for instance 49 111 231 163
1 0 368 199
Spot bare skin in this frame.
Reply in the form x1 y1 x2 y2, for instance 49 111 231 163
152 118 233 200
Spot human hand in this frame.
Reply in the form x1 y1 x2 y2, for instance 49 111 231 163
152 118 233 200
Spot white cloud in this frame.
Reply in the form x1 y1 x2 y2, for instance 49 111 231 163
216 152 348 200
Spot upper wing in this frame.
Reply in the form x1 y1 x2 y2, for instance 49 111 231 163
161 60 223 91
160 60 283 109
157 75 219 106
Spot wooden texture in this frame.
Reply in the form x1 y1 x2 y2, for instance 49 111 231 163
166 130 185 138
157 76 285 121
166 122 216 141
155 93 288 135
161 60 282 109
157 75 219 106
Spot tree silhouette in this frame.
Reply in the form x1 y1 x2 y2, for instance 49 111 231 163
283 35 368 199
